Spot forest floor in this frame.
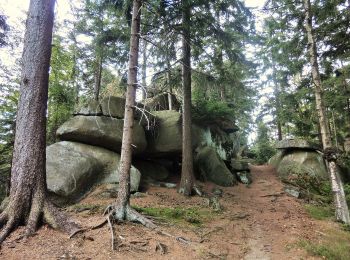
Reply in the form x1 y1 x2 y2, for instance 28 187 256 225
1 165 350 259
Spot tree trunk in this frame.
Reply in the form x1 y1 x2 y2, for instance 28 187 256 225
179 0 195 196
94 54 103 101
141 40 147 100
166 55 173 110
303 0 350 224
108 0 154 229
272 62 283 141
0 0 79 244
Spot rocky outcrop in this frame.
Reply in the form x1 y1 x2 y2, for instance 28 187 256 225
270 139 328 189
56 115 147 154
74 100 102 116
195 146 237 186
46 141 141 205
47 96 243 204
275 138 320 151
277 151 328 180
143 93 181 111
100 96 126 118
145 110 204 156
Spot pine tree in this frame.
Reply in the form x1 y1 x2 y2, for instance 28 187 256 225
0 0 79 243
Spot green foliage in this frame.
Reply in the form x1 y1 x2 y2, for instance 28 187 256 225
251 121 276 164
192 98 234 124
0 90 18 201
133 206 214 226
47 36 77 144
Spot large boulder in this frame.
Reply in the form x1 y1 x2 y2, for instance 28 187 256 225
276 150 328 181
74 100 102 116
46 141 141 204
276 138 320 150
56 115 147 154
100 96 126 118
195 146 237 186
145 111 204 156
143 93 181 111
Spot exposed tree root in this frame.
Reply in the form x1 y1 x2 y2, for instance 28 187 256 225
179 184 203 197
99 204 191 251
0 199 81 245
106 205 156 230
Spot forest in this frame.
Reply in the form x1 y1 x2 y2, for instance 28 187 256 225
0 0 350 259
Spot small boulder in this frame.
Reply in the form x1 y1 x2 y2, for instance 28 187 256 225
230 158 253 171
236 171 252 185
195 146 237 186
56 115 147 154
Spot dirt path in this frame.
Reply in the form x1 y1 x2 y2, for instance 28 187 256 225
0 165 320 259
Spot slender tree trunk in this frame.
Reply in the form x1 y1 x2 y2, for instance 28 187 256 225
94 54 103 101
304 0 350 224
272 63 283 141
115 0 141 214
166 55 173 110
109 0 154 229
0 0 79 244
179 0 195 196
141 40 147 100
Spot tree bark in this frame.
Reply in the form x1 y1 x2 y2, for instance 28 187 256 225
141 40 147 100
94 54 103 101
166 55 173 110
303 0 350 224
179 0 195 196
272 62 283 141
109 0 155 229
0 0 79 243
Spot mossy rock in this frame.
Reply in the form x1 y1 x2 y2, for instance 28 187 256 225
46 141 141 205
195 146 237 186
56 115 147 154
277 151 328 180
145 111 204 156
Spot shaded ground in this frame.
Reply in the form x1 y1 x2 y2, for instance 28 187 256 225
0 165 338 259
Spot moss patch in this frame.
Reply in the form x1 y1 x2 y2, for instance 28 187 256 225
133 206 215 226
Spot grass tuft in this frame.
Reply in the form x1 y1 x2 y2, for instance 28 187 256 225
298 233 350 260
304 204 333 220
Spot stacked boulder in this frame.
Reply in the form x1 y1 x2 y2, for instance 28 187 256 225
46 95 241 204
269 139 328 197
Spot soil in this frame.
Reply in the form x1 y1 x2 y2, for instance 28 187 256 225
0 165 329 259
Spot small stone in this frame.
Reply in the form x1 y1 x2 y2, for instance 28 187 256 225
212 187 223 197
131 192 147 198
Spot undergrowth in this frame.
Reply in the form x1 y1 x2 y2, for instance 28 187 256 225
132 206 215 226
298 227 350 260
